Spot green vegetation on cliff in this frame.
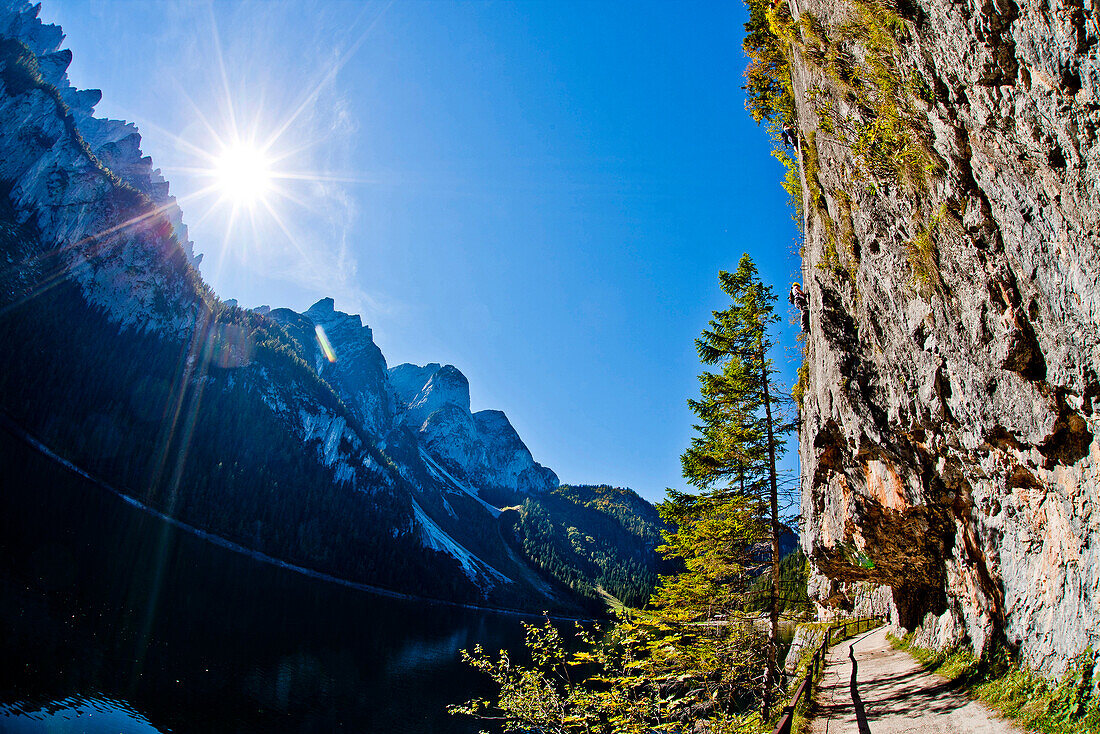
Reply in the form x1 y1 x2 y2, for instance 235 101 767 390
743 0 948 286
743 0 795 127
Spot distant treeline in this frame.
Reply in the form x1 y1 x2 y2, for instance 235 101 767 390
746 548 811 615
506 484 667 608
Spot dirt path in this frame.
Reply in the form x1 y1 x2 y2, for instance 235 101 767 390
806 626 1021 734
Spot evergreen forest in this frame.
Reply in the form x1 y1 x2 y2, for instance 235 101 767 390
505 483 668 608
0 180 477 601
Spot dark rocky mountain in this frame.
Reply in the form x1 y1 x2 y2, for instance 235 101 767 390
0 0 653 613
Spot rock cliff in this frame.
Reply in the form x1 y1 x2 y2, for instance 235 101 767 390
390 362 559 500
269 298 397 437
1 0 197 269
787 0 1100 673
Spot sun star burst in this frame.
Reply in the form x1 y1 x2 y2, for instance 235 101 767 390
213 143 272 206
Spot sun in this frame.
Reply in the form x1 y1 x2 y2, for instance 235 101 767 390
212 143 272 205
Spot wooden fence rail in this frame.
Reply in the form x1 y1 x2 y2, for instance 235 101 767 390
770 616 882 734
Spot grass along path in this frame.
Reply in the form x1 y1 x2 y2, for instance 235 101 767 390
890 633 1100 734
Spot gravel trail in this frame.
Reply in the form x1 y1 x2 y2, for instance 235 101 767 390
806 626 1021 734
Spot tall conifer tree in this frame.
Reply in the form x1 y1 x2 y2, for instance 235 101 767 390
682 254 790 717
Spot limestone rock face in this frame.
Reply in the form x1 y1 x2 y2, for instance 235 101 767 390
421 403 489 478
304 298 396 437
390 363 443 406
265 299 396 438
0 2 197 268
0 31 199 333
390 363 559 498
401 364 472 428
475 409 545 491
790 0 1100 673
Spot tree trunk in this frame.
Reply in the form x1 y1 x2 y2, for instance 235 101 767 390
759 338 782 720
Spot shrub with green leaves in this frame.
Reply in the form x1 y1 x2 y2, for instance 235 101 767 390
450 616 768 734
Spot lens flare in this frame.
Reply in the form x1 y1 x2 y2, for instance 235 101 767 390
315 325 337 363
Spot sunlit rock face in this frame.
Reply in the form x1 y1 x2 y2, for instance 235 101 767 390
390 363 559 498
263 299 397 438
0 15 198 334
0 2 197 269
1 0 202 338
305 298 396 437
475 410 552 493
791 0 1100 673
260 305 560 502
390 363 444 407
400 364 472 428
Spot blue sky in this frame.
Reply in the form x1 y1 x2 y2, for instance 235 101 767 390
41 0 802 503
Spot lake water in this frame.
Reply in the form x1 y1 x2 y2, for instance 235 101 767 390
0 433 534 734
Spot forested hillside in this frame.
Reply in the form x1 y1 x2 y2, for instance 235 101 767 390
505 484 666 608
0 180 477 599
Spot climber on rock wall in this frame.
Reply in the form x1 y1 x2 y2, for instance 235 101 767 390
781 124 798 148
789 282 809 331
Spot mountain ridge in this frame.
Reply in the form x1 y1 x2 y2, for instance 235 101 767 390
0 0 654 613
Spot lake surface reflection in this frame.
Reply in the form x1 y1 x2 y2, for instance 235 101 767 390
1 695 163 733
0 434 535 733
